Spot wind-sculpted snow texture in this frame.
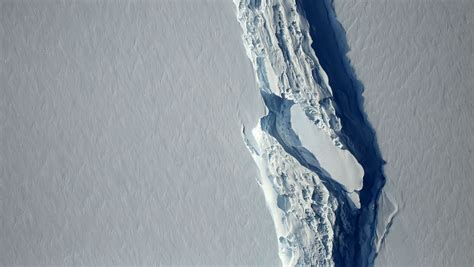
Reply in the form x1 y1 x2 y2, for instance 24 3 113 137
1 1 281 265
234 0 388 266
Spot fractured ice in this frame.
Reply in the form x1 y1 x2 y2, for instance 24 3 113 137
235 0 370 265
234 0 388 266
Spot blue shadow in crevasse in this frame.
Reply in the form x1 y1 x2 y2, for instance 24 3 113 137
297 1 387 266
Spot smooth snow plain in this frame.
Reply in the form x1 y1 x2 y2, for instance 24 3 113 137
332 0 473 266
0 1 279 265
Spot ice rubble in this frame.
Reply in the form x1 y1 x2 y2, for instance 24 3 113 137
244 124 337 266
234 0 366 265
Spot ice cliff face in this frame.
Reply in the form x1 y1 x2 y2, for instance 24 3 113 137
233 0 371 265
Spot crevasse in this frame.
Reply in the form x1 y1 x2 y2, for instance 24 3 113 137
233 0 381 266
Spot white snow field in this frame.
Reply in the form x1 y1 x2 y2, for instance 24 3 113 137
332 0 473 266
0 1 280 265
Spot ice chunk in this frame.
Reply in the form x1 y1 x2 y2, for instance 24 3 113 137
290 104 364 193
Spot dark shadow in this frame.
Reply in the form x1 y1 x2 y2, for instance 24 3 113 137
296 0 388 266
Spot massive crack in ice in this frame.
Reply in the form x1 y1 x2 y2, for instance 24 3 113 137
234 0 388 266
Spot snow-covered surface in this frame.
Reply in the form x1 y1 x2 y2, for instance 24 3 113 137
0 1 279 265
332 0 473 265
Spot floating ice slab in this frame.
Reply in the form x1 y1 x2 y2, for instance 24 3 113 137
290 104 364 194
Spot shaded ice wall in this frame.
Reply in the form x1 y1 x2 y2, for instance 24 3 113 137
332 0 473 265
